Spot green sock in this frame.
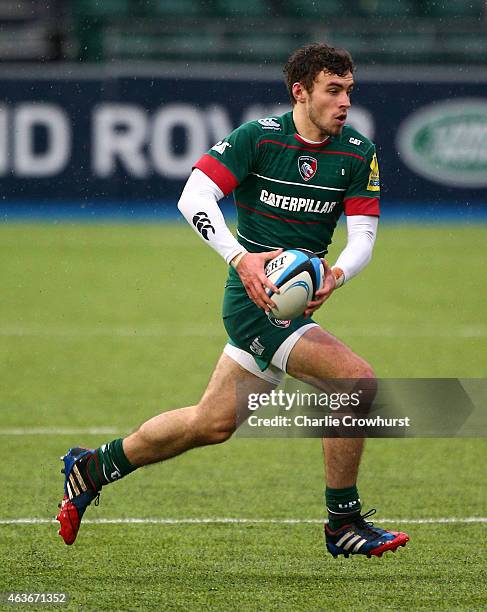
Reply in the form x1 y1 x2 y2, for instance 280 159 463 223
86 438 136 490
325 485 362 531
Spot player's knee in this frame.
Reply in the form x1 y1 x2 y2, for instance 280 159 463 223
345 355 376 382
323 360 377 413
206 425 235 445
353 362 377 414
199 422 235 445
360 362 376 381
193 404 236 445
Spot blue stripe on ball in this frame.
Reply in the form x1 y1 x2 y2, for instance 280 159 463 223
310 256 323 293
271 249 310 288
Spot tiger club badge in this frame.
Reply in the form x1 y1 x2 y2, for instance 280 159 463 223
298 156 318 181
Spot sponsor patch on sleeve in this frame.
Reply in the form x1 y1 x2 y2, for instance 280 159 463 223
367 152 380 191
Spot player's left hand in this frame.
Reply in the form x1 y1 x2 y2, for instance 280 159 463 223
303 259 336 318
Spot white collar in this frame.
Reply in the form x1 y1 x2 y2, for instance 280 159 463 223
297 134 330 145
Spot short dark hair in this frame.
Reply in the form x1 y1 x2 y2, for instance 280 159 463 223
283 43 354 105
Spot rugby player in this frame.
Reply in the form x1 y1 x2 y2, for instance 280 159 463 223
57 43 409 558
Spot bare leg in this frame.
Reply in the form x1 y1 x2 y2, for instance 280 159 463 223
286 326 375 488
123 353 276 466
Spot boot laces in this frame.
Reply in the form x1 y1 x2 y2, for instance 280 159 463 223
354 508 381 537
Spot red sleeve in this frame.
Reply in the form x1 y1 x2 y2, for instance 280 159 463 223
344 196 380 216
194 154 239 196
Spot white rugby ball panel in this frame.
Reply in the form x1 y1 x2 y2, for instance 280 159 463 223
265 251 298 284
265 248 324 320
270 270 314 320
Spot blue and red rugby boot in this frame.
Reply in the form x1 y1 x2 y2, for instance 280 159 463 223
56 447 100 545
325 509 409 558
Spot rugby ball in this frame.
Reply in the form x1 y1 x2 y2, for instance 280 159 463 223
265 249 324 320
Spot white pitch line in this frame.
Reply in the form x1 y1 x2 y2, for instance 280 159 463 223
0 428 121 435
0 517 486 525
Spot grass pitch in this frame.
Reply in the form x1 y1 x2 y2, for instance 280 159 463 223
0 221 486 611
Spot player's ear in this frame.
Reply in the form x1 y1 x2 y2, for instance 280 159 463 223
292 82 307 104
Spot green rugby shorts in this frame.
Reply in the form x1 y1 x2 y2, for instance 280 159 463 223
222 282 317 371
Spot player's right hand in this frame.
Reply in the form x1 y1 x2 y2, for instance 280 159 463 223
234 249 283 312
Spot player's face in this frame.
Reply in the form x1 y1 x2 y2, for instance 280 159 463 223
304 70 354 138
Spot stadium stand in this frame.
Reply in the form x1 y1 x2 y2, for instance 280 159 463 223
81 0 487 65
215 0 271 17
356 0 417 17
285 0 353 17
0 0 485 64
0 0 66 61
147 0 207 17
423 0 485 17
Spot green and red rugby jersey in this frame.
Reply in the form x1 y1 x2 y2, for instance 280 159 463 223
195 110 380 264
